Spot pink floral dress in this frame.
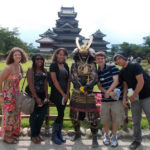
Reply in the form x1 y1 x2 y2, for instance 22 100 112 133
0 73 22 138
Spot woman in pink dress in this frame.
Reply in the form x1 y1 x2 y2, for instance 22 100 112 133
0 47 28 144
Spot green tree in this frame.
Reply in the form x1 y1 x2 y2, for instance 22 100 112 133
143 35 150 47
0 27 27 54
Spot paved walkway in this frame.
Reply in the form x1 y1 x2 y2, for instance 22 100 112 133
0 136 150 150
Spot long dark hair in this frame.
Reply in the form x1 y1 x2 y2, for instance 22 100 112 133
51 48 68 63
31 54 45 73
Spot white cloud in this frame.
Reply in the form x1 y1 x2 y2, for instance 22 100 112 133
0 0 150 46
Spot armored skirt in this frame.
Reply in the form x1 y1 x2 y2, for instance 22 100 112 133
70 89 98 124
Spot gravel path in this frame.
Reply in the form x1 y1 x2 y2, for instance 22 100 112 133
0 136 150 150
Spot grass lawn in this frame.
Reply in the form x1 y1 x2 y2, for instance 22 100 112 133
0 59 150 130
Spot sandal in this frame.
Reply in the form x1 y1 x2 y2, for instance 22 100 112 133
3 137 17 144
31 137 41 144
12 135 19 141
38 135 45 141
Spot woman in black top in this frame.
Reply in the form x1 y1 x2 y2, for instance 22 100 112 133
26 54 49 144
49 48 70 145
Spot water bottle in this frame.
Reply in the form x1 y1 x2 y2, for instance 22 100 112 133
128 88 139 101
113 88 121 100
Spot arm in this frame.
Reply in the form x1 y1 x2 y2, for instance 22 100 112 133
27 68 43 106
71 63 82 88
122 81 128 108
105 75 119 98
0 66 11 105
107 75 119 93
66 74 71 98
129 74 144 102
97 81 107 93
44 69 48 99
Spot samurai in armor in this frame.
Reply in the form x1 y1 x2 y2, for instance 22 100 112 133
70 36 99 148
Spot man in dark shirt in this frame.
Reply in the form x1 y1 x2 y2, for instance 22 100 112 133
114 53 150 150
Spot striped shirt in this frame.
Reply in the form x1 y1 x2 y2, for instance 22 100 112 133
97 64 123 102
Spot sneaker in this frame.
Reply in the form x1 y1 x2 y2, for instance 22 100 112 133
111 135 118 147
103 133 110 145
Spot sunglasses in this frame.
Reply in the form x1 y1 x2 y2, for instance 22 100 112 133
35 58 43 60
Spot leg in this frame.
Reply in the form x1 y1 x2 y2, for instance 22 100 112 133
56 104 66 142
131 101 142 143
129 101 142 150
36 105 48 136
112 123 118 135
29 109 41 144
45 105 50 136
100 102 111 146
111 101 125 147
91 122 98 148
104 124 110 135
71 120 81 141
141 97 150 125
52 102 65 144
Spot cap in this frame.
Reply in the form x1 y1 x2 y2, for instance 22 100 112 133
113 53 127 61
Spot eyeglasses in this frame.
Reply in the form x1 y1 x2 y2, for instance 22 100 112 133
35 58 43 61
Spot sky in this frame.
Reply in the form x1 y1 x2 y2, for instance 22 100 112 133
0 0 150 48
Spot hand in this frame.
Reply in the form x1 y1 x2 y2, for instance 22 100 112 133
123 99 128 108
63 94 68 102
0 96 4 107
129 95 136 102
110 92 116 99
104 91 110 98
36 97 43 107
44 98 49 104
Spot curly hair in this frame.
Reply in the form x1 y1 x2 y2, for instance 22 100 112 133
51 48 68 62
6 47 28 65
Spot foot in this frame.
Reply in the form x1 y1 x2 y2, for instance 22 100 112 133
92 136 99 148
129 141 141 150
52 136 62 145
31 137 41 144
12 135 19 141
71 133 81 141
58 135 66 143
103 133 110 146
111 135 118 147
3 137 17 144
38 135 45 141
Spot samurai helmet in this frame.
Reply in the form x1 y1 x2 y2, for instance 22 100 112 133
72 35 95 58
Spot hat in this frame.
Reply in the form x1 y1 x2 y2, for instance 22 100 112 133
113 53 127 61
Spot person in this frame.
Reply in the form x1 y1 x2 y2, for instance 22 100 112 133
25 54 49 144
136 57 142 64
95 51 125 148
49 48 70 145
70 36 99 148
148 57 150 64
114 53 150 150
0 47 28 144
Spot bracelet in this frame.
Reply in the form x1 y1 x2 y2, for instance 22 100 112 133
0 93 3 96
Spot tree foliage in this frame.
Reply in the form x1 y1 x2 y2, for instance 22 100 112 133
0 27 28 54
111 36 150 58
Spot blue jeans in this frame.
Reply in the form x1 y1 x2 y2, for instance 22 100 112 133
131 97 150 142
29 104 48 137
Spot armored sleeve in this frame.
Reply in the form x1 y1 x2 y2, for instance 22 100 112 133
85 63 98 89
71 63 81 88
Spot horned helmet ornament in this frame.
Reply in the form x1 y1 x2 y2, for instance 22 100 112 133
72 35 95 58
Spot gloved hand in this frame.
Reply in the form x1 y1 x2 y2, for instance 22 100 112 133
80 86 87 95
